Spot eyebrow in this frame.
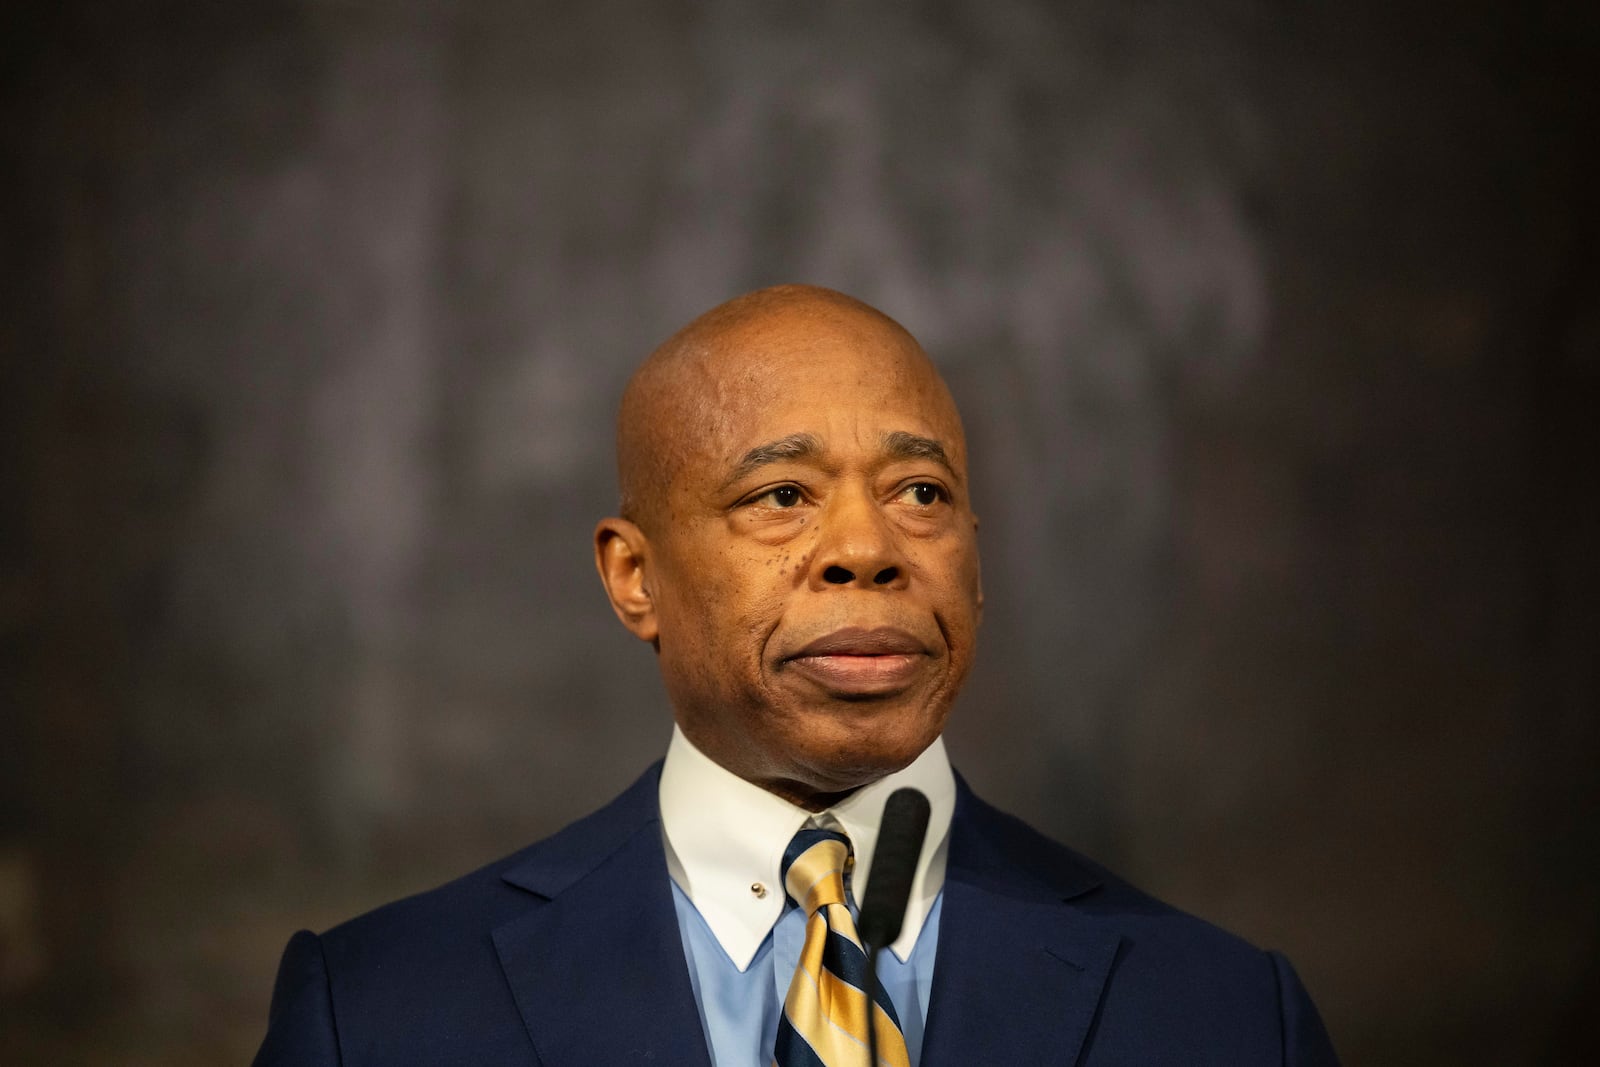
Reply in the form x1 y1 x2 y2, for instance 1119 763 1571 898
881 430 951 468
720 429 954 491
721 433 824 489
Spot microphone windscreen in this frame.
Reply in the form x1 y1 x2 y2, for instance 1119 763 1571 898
857 787 931 950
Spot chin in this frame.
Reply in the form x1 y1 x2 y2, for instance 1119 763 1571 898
783 715 939 790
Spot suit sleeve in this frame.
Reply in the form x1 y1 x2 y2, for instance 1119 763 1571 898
1270 951 1340 1067
253 929 344 1067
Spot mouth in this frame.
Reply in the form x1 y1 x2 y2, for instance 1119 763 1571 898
782 627 931 697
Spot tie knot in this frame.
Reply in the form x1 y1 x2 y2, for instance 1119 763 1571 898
780 828 852 914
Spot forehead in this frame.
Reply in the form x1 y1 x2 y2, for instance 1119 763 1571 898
684 311 965 474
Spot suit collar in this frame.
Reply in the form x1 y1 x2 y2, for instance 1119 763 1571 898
943 772 1104 902
497 763 664 899
921 775 1121 1066
492 764 713 1067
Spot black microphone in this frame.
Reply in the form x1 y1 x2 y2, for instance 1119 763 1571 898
858 787 931 951
857 786 931 1067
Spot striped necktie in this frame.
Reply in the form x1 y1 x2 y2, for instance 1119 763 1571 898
772 828 911 1067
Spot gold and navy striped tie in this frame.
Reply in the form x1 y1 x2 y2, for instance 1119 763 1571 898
772 828 911 1067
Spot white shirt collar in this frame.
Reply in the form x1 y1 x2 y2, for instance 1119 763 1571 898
658 724 955 971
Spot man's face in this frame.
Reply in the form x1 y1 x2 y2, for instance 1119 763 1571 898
627 304 982 805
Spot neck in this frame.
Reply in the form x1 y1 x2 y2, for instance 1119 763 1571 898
756 776 864 812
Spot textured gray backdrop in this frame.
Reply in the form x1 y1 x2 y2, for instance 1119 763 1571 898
2 2 1596 1063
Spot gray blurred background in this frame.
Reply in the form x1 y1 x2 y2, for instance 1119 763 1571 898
2 1 1597 1063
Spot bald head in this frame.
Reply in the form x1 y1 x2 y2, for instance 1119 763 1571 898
616 285 962 532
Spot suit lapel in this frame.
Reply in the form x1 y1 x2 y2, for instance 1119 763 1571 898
921 782 1122 1067
491 768 712 1067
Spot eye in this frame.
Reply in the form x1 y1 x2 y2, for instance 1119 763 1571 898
755 485 804 508
899 482 946 506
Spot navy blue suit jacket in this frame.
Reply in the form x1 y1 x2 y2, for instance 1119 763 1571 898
255 765 1339 1065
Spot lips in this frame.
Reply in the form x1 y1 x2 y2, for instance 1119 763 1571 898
782 627 931 697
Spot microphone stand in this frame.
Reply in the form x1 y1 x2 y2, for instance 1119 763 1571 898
865 944 882 1067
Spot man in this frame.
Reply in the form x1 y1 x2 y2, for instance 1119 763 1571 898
255 286 1339 1065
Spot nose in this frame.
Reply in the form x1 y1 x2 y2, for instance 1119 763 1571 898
808 487 909 590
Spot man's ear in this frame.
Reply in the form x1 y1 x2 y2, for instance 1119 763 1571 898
594 517 660 644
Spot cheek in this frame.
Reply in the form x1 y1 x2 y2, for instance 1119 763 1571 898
674 557 791 659
710 540 804 607
922 535 982 602
963 547 983 617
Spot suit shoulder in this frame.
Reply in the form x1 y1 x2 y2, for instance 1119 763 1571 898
316 843 530 954
318 763 663 961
